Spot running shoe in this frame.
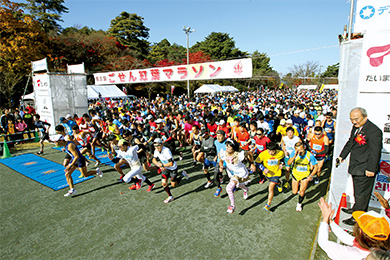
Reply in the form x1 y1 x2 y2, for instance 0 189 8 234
129 184 137 190
259 178 265 184
204 181 212 188
227 205 235 214
180 147 186 152
179 156 183 161
96 168 103 177
263 204 270 211
283 182 290 189
37 151 44 155
164 196 174 204
147 183 155 192
64 189 76 197
214 187 222 197
118 175 124 183
296 203 303 212
243 189 249 200
314 177 320 185
94 161 100 167
182 171 189 180
157 168 162 174
277 183 283 192
135 179 144 190
86 161 90 166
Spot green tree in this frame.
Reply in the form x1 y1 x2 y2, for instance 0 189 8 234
108 12 150 60
321 63 339 78
148 39 171 64
20 0 68 33
191 32 247 61
252 51 273 75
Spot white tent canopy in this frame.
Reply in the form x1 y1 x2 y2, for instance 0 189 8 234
22 85 127 100
297 85 317 91
87 85 127 100
194 84 239 94
22 92 35 100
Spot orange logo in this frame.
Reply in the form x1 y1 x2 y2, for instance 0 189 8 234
24 161 37 166
43 169 56 175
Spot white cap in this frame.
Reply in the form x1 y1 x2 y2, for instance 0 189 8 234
156 119 163 124
65 114 72 119
146 115 153 120
154 138 163 144
219 119 225 125
286 119 293 124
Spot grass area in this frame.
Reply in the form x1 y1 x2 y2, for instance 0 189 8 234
1 143 333 260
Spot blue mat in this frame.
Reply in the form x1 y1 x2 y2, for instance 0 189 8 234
0 153 94 191
52 146 116 167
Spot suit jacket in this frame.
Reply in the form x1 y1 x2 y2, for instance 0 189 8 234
339 119 382 176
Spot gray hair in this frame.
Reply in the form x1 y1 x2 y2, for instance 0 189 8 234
350 107 367 117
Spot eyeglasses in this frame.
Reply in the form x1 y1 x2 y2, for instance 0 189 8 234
314 132 322 136
154 144 162 147
256 133 262 135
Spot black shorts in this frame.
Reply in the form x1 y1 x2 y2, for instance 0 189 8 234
65 153 71 160
139 155 147 164
40 132 50 141
161 168 178 180
71 157 86 168
82 143 92 151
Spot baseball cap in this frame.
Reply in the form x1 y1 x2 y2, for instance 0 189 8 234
286 119 293 124
59 117 66 122
219 119 225 125
146 115 153 120
65 114 72 119
155 119 163 124
280 119 286 125
154 138 163 144
352 211 390 241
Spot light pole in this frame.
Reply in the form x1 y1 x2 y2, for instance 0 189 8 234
183 26 195 97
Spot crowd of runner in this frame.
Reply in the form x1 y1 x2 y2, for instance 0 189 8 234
1 89 339 212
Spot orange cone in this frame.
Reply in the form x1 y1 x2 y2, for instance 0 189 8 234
334 193 347 225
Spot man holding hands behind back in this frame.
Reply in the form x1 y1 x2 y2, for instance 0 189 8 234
337 107 383 225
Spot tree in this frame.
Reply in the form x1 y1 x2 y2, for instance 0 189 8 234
0 0 49 107
108 12 150 60
20 0 69 33
148 39 171 64
191 32 247 61
252 51 273 75
321 63 339 78
183 51 212 64
288 61 320 78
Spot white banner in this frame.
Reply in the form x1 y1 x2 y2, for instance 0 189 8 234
32 58 48 72
354 0 390 33
67 63 85 74
357 30 390 208
93 58 252 85
33 73 55 134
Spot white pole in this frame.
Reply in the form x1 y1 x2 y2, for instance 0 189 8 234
348 0 355 41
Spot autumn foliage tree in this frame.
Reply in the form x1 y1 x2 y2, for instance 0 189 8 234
0 0 49 106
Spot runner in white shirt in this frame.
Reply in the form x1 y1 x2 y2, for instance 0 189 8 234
281 127 301 189
152 138 188 203
116 139 154 191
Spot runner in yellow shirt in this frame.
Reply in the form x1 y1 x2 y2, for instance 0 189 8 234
255 142 285 211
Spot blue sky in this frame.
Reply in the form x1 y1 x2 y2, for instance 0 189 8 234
59 0 351 75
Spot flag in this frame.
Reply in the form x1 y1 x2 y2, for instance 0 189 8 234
279 83 283 89
320 84 325 92
247 85 250 91
122 86 127 95
171 85 175 94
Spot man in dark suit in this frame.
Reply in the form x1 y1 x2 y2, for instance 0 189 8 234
337 107 383 225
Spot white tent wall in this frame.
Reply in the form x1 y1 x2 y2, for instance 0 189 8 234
329 39 363 210
49 74 88 133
